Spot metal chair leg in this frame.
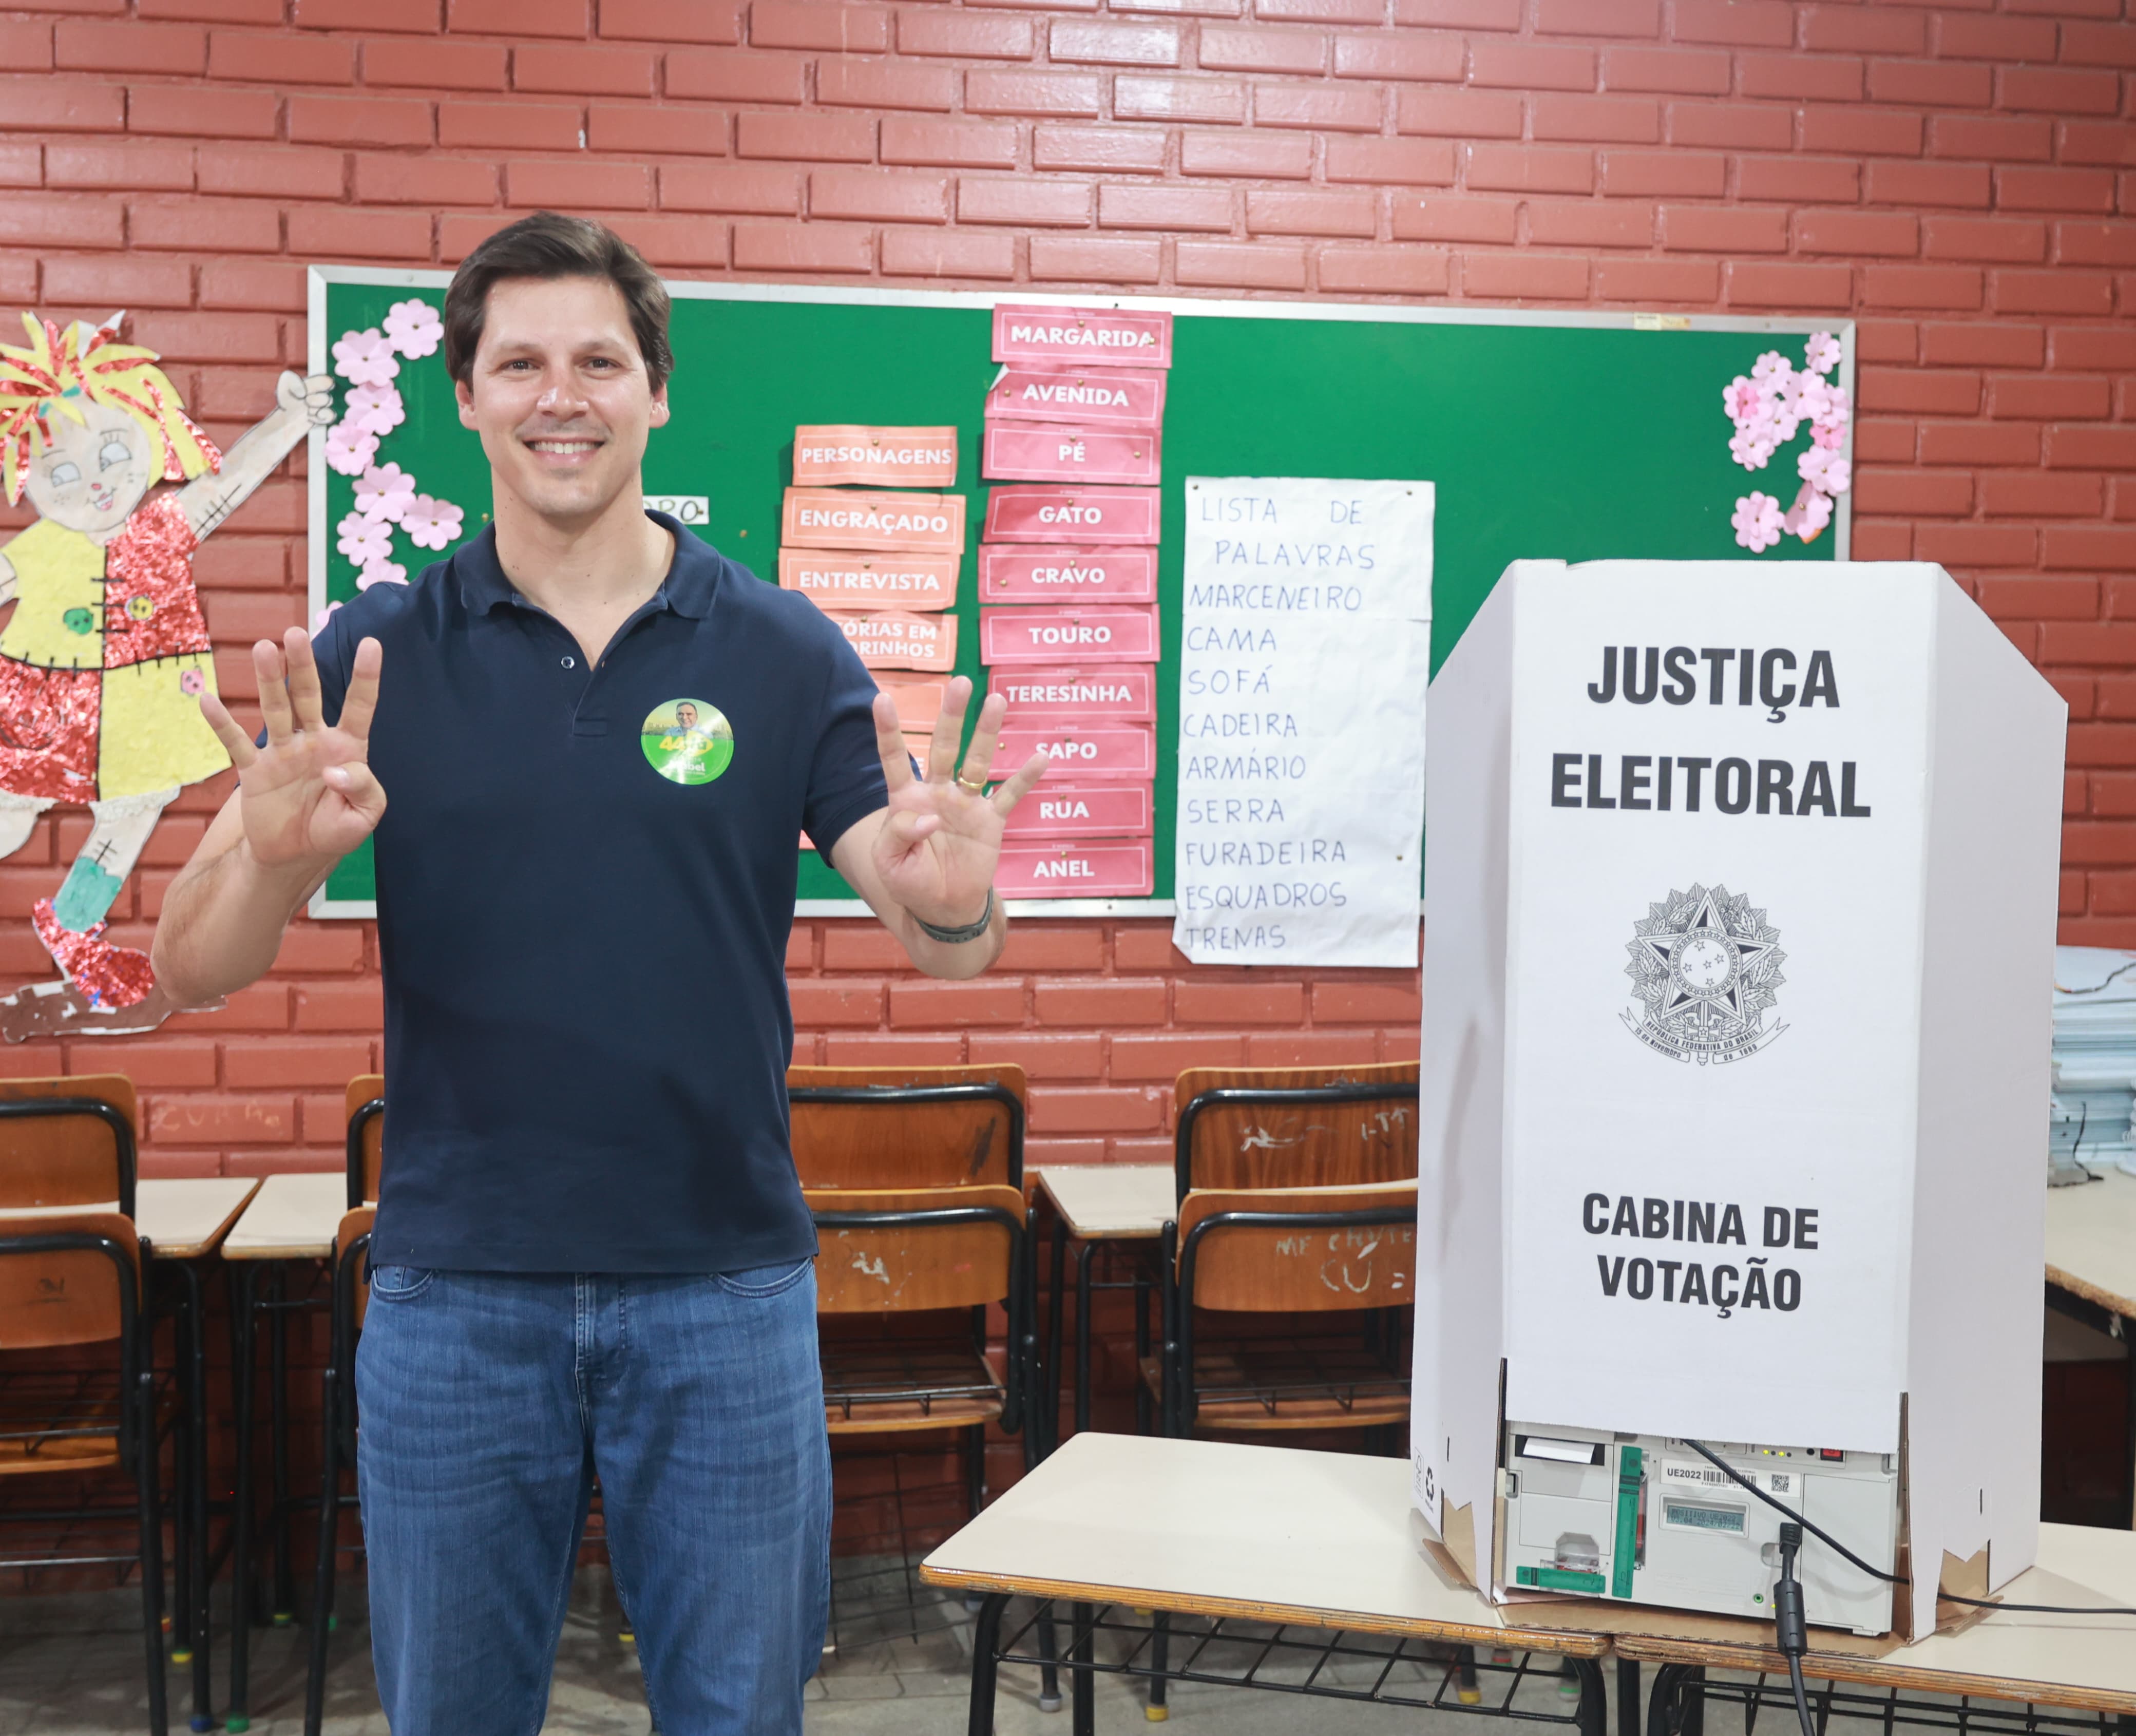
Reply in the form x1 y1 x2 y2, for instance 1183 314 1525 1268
1071 1601 1094 1736
1147 1609 1169 1721
302 1364 340 1736
135 1370 170 1736
269 1266 294 1626
226 1262 258 1733
965 1592 1008 1736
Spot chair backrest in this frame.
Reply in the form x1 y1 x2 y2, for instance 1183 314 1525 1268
1173 1062 1419 1200
0 1075 139 1219
335 1206 375 1333
787 1065 1026 1190
345 1076 384 1210
1175 1180 1418 1314
808 1184 1023 1314
0 1210 141 1349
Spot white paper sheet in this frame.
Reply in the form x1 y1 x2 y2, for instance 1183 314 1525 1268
1172 478 1433 967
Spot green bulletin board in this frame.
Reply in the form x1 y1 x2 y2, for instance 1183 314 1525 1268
308 269 1850 917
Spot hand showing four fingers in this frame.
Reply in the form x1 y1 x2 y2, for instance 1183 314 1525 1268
868 676 1047 931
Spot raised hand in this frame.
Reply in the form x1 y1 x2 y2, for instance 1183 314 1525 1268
869 676 1046 929
277 369 338 428
198 626 387 870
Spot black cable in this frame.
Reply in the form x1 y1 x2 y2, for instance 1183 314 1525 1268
1680 1440 2136 1619
1774 1523 1816 1736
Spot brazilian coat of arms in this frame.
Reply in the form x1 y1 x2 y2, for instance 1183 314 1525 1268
1623 884 1787 1065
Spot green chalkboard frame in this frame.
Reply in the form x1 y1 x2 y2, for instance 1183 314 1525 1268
307 266 1851 920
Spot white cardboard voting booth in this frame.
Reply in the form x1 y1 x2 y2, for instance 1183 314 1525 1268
1411 560 2067 1640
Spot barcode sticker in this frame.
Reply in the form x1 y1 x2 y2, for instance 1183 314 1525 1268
1663 1459 1797 1498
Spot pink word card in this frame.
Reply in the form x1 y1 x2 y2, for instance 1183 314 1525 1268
779 549 958 612
1002 783 1154 840
827 609 959 672
988 663 1156 723
998 837 1155 899
791 426 959 489
993 304 1173 371
985 366 1167 431
982 422 1161 487
979 544 1156 605
988 723 1155 781
982 485 1160 546
980 604 1159 665
782 488 965 554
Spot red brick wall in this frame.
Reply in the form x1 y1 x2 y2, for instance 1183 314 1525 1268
0 0 2129 1176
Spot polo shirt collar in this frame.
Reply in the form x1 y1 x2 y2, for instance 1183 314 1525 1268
454 509 718 621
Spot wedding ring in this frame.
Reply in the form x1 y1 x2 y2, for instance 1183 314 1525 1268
956 772 989 794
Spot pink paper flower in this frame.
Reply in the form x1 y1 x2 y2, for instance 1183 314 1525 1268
1782 483 1833 543
331 327 399 389
323 421 379 476
314 601 344 633
355 461 417 523
383 298 444 360
1798 447 1851 495
401 495 464 551
1804 332 1842 376
1729 425 1777 470
1810 421 1847 451
357 558 408 589
344 383 405 438
336 510 392 567
1750 351 1794 389
1723 376 1763 425
179 669 206 697
1732 491 1785 552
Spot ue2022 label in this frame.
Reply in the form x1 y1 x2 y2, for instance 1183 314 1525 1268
641 699 733 785
985 366 1167 431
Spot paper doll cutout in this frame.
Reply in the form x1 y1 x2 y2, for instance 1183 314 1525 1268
0 312 333 1038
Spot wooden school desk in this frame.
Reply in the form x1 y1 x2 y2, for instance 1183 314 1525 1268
10 1175 258 1731
1034 1165 1175 1446
1622 1521 2136 1736
218 1171 347 1732
921 1431 1611 1734
2045 1167 2136 1528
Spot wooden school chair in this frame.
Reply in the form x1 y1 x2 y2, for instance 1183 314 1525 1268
787 1063 1027 1191
345 1075 383 1209
1172 1060 1420 1201
302 1205 372 1736
810 1185 1033 1504
0 1083 172 1736
1149 1179 1419 1440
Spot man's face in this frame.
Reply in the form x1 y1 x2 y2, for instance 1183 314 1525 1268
456 275 670 529
677 704 697 729
23 399 155 537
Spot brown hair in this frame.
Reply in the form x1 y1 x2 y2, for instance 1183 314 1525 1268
443 212 674 392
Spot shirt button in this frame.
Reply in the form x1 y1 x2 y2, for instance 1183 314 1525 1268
561 655 576 669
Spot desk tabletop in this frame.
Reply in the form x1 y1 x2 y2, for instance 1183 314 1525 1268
221 1171 348 1261
139 1176 261 1258
1615 1524 2136 1714
2046 1167 2136 1321
1034 1164 1174 1241
920 1432 1605 1655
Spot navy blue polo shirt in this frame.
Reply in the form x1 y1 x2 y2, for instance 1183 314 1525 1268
308 512 888 1273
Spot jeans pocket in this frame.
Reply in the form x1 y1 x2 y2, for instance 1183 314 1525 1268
367 1264 436 1302
713 1258 813 1299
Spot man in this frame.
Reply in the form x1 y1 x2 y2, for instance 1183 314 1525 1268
151 212 1046 1735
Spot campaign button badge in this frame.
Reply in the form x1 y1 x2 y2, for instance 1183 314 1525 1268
642 699 733 785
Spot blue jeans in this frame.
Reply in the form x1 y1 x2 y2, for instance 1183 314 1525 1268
354 1262 831 1735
